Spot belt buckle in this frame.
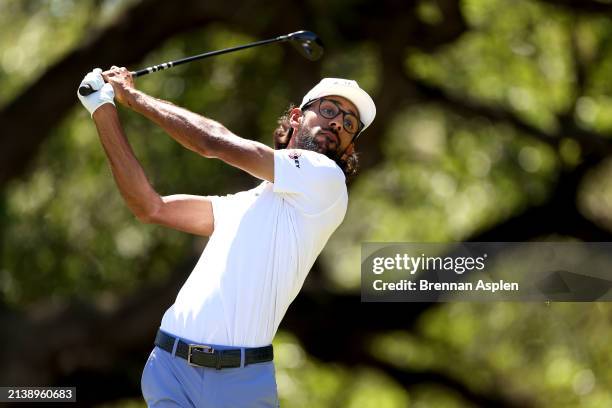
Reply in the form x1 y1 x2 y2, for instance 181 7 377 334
187 344 214 367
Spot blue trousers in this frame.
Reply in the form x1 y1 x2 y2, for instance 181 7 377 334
141 342 279 407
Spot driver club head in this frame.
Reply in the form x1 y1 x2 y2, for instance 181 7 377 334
287 30 324 61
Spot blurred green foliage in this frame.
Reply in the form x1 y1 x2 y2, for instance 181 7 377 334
1 0 611 407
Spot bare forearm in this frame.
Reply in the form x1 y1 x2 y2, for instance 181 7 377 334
123 89 232 157
92 104 162 220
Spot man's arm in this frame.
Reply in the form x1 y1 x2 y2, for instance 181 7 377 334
92 104 214 236
102 67 275 182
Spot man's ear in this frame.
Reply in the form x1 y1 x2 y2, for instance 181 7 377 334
289 108 303 130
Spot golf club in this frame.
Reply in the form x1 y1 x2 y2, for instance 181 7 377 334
79 30 324 96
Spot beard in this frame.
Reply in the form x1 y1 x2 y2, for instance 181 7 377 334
294 124 341 161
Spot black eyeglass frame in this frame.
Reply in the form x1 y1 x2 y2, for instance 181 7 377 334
301 97 365 142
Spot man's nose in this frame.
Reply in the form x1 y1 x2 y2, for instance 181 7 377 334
328 117 342 134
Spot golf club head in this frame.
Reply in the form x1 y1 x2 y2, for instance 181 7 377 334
287 30 324 61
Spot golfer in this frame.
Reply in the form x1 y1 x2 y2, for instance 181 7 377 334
77 67 375 407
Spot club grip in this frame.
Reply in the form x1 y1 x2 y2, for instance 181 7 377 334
79 70 139 96
78 84 95 96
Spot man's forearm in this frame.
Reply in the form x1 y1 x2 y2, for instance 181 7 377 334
92 104 163 221
123 89 232 157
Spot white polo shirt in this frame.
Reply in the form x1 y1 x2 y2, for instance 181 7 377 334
160 149 348 347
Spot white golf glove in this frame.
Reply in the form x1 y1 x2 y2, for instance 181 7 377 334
77 68 115 117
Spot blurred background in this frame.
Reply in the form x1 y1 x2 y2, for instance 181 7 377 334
1 0 611 406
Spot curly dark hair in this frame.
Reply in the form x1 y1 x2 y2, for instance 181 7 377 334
272 104 359 181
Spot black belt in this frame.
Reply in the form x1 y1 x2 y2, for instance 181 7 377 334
154 330 273 369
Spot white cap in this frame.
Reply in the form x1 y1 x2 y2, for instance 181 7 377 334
299 78 376 132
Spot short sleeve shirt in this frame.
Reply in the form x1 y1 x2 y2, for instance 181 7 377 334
160 149 348 347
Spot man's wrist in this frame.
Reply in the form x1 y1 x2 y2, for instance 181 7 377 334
92 102 118 122
123 88 144 111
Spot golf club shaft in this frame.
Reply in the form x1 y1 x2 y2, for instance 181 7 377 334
79 35 288 96
133 36 286 77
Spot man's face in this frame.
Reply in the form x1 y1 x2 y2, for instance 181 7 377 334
291 95 360 159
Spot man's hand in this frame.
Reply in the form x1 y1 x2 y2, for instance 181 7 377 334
77 68 115 117
102 66 135 106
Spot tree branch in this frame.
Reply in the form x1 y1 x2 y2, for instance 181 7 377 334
537 0 612 14
468 155 612 241
409 76 612 158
